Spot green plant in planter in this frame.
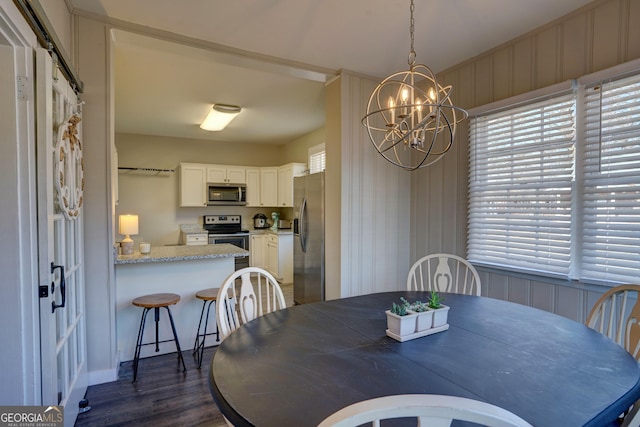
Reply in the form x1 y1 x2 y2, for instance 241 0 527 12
427 291 446 309
391 302 407 316
391 297 411 316
411 300 430 312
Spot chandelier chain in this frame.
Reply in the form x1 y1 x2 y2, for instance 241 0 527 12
408 0 416 66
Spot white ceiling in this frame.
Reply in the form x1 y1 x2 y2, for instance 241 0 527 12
69 0 594 144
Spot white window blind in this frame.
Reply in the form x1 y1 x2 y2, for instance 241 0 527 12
309 143 326 174
580 73 640 284
468 93 576 276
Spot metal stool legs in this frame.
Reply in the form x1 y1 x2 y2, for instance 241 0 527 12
132 305 187 382
192 298 219 368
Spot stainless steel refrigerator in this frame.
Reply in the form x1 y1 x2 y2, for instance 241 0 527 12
293 172 325 304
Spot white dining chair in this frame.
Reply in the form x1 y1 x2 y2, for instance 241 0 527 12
587 284 640 427
407 253 481 296
215 266 286 341
317 394 533 427
586 284 640 360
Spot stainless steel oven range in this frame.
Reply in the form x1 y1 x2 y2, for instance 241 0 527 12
203 214 249 271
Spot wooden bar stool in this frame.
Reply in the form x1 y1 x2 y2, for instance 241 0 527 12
192 287 220 368
132 293 186 382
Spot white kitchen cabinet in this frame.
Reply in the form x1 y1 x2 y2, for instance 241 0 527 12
265 232 293 283
246 167 277 207
260 167 278 207
179 163 207 207
277 163 307 207
245 168 261 207
250 233 267 269
266 234 278 278
180 233 208 246
179 162 302 208
206 165 246 184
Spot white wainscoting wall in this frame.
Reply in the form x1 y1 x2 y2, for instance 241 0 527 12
325 72 411 300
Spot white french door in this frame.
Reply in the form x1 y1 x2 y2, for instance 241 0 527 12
36 48 88 427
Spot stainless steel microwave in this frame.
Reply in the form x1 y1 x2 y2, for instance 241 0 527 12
207 183 247 206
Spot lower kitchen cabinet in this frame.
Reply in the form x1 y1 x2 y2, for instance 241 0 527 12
250 234 267 269
266 235 278 278
250 232 293 283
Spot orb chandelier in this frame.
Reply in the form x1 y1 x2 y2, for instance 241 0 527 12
362 0 468 171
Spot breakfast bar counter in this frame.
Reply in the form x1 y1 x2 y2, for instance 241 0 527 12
115 244 248 362
115 243 248 264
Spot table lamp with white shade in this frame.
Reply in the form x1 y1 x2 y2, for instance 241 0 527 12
119 214 138 255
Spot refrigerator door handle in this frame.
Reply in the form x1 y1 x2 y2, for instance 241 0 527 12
300 196 307 253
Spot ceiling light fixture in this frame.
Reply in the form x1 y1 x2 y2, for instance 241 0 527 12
362 0 468 171
200 104 242 131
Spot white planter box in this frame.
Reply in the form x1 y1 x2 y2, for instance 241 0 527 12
385 310 417 336
414 310 434 331
432 305 450 328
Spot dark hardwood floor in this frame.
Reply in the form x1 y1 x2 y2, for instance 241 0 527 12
75 284 293 426
75 347 227 427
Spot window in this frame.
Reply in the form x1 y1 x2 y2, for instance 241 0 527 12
580 72 640 283
468 92 576 276
468 64 640 285
309 143 326 174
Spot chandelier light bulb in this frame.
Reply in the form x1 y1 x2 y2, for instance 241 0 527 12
428 87 437 102
388 97 395 125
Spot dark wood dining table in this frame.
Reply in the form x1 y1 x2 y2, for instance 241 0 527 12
208 291 640 427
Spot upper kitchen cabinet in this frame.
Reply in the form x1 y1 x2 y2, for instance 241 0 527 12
206 165 246 184
260 167 278 207
179 162 306 208
178 163 207 207
278 163 307 207
247 167 283 207
246 168 261 207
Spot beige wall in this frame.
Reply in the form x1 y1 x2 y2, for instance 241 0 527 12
117 133 288 168
282 127 325 165
116 127 324 168
412 0 640 321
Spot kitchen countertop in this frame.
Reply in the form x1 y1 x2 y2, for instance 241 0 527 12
115 243 248 265
249 228 293 235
